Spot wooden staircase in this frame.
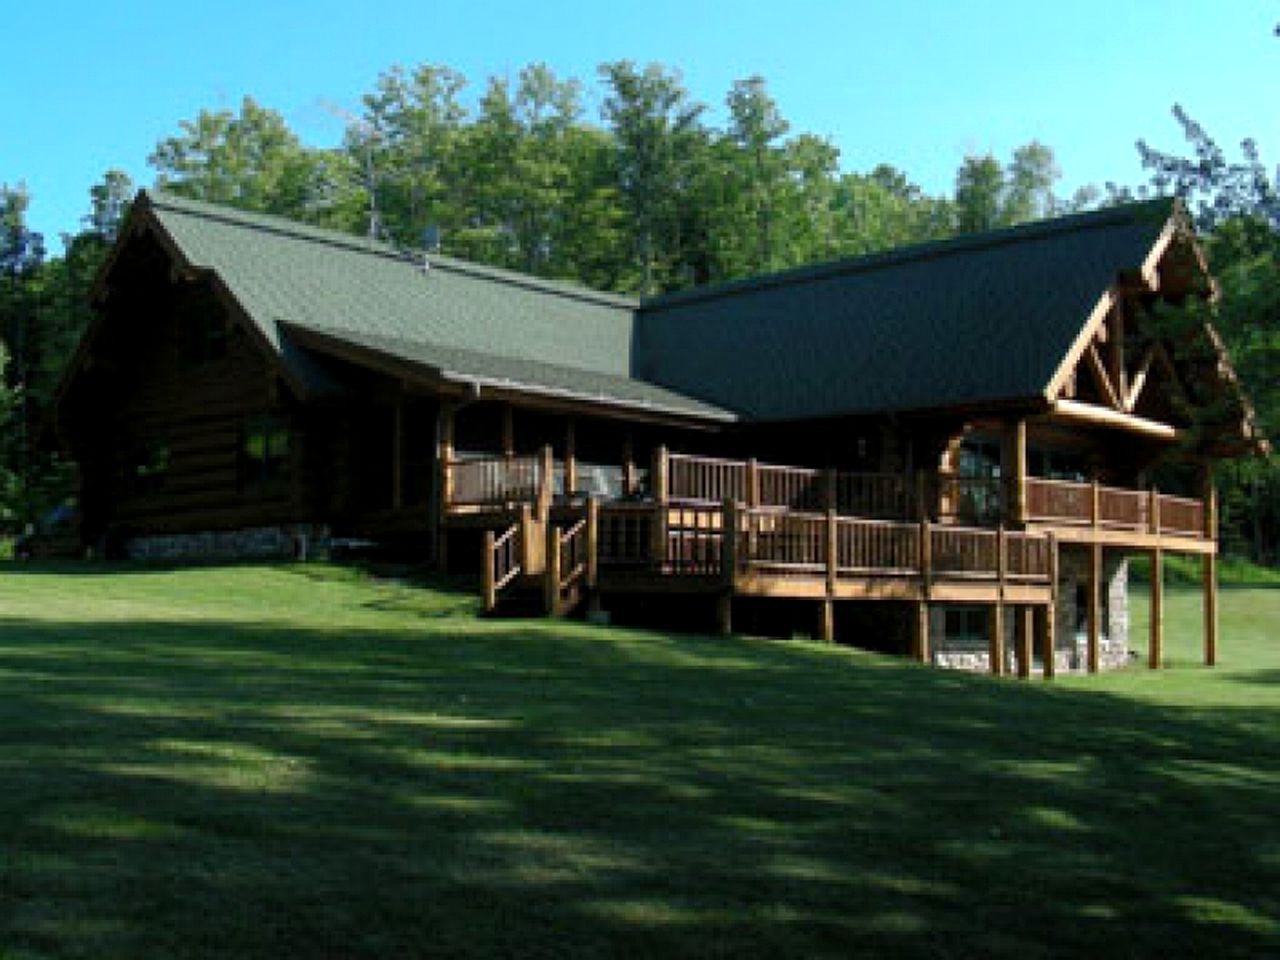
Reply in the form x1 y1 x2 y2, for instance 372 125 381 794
482 505 589 617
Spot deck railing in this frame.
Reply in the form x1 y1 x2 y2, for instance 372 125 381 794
836 517 921 575
448 453 544 508
934 473 1005 527
739 509 827 576
667 453 747 505
482 523 522 611
1026 476 1207 537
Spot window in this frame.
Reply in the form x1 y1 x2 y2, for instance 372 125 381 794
178 298 228 369
240 417 290 494
944 607 988 646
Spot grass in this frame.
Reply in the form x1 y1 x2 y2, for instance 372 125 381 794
0 562 1277 958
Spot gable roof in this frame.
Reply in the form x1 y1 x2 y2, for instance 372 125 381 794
633 200 1176 420
135 191 730 421
91 191 1243 436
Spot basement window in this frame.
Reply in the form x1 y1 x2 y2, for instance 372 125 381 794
240 417 291 494
944 607 988 646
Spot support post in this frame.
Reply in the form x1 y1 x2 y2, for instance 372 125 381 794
1015 607 1033 679
1088 541 1102 673
482 529 496 612
1204 551 1218 667
1008 419 1027 526
545 522 561 616
1203 467 1219 667
1091 474 1101 529
539 444 554 519
1150 547 1164 669
519 504 536 575
585 496 599 590
989 602 1006 676
651 445 670 568
913 601 930 664
718 496 736 637
819 599 835 643
920 516 933 600
826 507 838 596
622 436 636 496
746 458 760 508
1044 534 1058 680
564 421 577 501
1039 602 1056 680
501 405 515 458
824 467 838 513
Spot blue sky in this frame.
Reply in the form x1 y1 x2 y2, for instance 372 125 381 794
3 0 1276 248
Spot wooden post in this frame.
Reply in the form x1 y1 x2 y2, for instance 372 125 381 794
1044 534 1059 679
819 600 835 643
545 522 561 616
1203 466 1218 666
989 602 1006 677
1204 552 1218 667
501 404 515 457
722 497 738 587
585 496 599 590
482 529 496 612
1009 419 1027 526
651 445 670 568
519 504 535 574
539 444 554 518
826 507 838 596
1039 602 1057 680
913 601 930 664
1149 487 1161 535
1091 475 1101 529
621 436 636 496
995 525 1008 676
1015 607 1033 679
564 421 577 500
1088 542 1102 673
919 516 933 600
746 458 760 507
1149 547 1164 669
824 467 838 513
718 498 737 637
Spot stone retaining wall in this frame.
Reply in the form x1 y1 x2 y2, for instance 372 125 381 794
124 525 330 562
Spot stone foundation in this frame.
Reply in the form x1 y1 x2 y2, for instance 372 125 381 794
930 550 1132 674
125 524 330 562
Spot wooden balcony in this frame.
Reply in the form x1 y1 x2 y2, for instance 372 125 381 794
1024 477 1213 553
590 501 1052 605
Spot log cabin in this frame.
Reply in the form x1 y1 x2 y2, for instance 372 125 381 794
54 190 1265 675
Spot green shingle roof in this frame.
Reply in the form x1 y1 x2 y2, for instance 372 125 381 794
141 191 726 414
137 190 1180 424
634 200 1176 419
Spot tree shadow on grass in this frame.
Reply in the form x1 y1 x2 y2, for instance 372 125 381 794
0 614 1278 959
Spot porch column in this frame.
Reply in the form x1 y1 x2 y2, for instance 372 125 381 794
621 436 636 496
1005 418 1027 525
818 600 835 643
1087 542 1102 673
651 446 669 567
1149 547 1164 669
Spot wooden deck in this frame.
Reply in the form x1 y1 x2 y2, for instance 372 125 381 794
455 447 1216 678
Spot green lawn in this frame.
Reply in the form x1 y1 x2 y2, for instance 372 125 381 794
0 563 1277 959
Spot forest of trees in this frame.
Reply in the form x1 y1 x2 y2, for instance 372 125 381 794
0 60 1274 561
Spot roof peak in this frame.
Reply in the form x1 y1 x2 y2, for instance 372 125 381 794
641 197 1179 312
140 189 639 311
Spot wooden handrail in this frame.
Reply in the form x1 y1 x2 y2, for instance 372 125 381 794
483 523 522 612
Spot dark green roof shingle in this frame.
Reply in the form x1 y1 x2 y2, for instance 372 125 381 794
633 200 1175 419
